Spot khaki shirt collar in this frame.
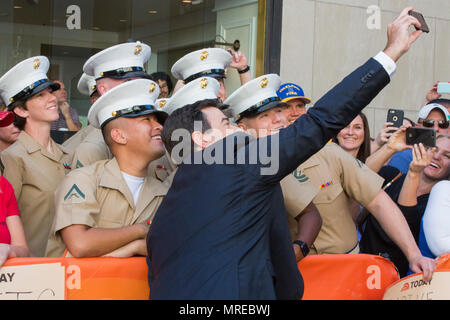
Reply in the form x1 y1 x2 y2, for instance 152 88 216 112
100 158 169 223
301 153 321 169
18 131 68 162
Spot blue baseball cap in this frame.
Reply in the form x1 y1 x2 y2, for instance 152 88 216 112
277 83 311 104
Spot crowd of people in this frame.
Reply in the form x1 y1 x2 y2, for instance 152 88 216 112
0 7 448 299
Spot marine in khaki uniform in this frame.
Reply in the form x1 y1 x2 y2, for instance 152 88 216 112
0 56 70 256
224 74 322 261
46 78 169 258
278 78 440 264
297 142 383 254
62 73 100 165
71 41 174 183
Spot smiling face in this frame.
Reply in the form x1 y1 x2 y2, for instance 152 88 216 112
336 115 365 156
0 122 21 145
281 98 307 124
14 87 59 126
107 113 166 161
239 105 289 138
423 136 450 181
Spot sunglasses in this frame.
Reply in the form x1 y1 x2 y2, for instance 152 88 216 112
420 119 449 129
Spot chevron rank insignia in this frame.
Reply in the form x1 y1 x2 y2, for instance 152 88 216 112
293 169 309 183
355 158 364 169
64 184 86 202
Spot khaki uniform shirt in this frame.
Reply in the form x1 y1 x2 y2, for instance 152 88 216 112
280 173 319 241
45 157 169 257
295 143 384 255
71 127 112 169
1 131 70 256
148 151 177 182
62 125 96 162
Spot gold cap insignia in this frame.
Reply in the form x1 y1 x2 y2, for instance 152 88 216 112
112 111 117 117
159 100 167 108
200 51 209 61
200 78 208 89
33 58 40 70
149 83 156 93
134 45 142 55
260 77 269 88
9 97 14 102
91 85 96 91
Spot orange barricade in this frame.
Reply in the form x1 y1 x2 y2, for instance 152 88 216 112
437 253 450 270
298 254 400 300
2 254 404 300
3 257 149 300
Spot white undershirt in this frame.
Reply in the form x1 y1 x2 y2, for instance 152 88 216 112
121 171 145 206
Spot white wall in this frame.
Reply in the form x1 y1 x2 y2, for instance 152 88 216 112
280 0 450 138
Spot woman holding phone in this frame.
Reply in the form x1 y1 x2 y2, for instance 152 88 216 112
0 56 70 257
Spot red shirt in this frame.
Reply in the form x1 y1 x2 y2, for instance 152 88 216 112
0 176 20 244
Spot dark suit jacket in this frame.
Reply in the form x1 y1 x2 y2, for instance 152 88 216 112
147 58 390 300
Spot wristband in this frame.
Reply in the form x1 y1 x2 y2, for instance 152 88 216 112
238 65 250 74
293 240 310 257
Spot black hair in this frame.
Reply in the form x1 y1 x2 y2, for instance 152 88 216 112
151 72 173 94
161 99 224 157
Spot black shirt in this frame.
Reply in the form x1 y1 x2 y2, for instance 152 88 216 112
359 166 429 277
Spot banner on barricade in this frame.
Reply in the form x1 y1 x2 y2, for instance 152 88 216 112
383 271 450 300
0 263 65 300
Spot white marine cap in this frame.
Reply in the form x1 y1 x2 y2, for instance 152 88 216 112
83 41 152 80
171 48 232 83
224 74 285 122
164 77 220 115
77 73 97 97
155 98 171 111
0 56 60 107
418 103 450 120
88 79 167 129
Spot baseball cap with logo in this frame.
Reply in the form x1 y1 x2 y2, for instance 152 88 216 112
276 83 311 105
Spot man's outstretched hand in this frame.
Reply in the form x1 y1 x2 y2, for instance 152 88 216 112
383 7 423 62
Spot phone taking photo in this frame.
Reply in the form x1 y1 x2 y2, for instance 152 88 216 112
406 127 436 148
387 109 404 128
408 10 430 33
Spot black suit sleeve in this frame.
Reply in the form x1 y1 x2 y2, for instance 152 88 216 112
248 58 391 184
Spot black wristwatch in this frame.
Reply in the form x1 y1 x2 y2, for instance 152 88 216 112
293 240 310 257
238 65 250 74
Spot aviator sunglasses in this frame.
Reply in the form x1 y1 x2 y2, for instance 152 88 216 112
420 119 449 129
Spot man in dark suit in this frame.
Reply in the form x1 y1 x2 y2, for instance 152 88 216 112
147 7 436 299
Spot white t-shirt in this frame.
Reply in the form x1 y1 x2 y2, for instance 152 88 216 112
121 171 145 206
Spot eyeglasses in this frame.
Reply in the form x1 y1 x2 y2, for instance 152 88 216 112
420 119 449 129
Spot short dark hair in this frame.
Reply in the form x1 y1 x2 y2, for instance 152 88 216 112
151 72 173 94
161 99 224 156
8 99 27 131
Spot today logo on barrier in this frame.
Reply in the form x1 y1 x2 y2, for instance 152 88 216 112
383 271 450 300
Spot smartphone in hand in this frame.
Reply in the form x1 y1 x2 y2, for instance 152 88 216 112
387 109 404 128
406 127 436 147
408 10 430 33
